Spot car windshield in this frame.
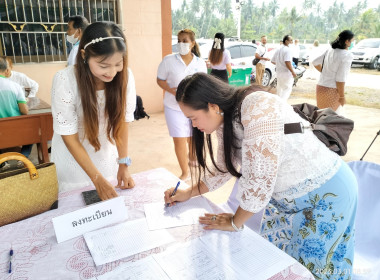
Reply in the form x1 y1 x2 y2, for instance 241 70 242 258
356 40 380 48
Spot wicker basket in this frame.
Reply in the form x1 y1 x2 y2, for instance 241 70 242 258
0 152 58 226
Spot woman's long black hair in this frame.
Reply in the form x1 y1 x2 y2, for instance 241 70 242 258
331 30 354 49
176 73 267 189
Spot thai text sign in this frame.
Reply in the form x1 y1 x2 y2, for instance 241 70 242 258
52 196 128 243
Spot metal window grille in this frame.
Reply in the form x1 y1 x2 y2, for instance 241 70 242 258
0 0 119 64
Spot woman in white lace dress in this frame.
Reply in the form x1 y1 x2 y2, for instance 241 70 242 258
51 22 136 199
164 73 358 280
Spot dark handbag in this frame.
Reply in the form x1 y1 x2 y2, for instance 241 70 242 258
253 47 266 66
284 103 354 156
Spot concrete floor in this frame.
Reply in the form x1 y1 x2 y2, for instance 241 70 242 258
10 96 380 205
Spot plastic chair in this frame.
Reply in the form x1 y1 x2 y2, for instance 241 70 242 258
348 160 380 280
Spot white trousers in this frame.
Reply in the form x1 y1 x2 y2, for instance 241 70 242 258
276 75 294 100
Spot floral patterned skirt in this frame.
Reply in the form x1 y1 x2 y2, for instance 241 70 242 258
260 161 358 280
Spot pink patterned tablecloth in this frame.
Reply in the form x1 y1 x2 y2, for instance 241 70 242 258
0 168 314 280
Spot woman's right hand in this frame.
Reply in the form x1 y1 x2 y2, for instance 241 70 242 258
93 175 119 200
164 187 192 207
169 87 177 95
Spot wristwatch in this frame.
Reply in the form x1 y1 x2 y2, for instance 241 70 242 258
231 216 244 232
117 156 132 166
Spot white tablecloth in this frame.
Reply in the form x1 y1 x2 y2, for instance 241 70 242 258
0 168 314 280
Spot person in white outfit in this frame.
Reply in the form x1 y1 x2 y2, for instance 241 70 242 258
208 32 232 83
312 30 354 116
271 35 296 100
305 40 322 80
157 29 207 180
66 15 89 66
5 57 39 97
254 35 270 86
51 22 136 199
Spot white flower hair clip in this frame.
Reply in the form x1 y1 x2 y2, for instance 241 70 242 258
84 36 125 49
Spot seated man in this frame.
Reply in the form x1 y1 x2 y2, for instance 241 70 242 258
5 57 39 97
0 57 29 171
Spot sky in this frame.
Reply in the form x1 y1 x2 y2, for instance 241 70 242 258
172 0 380 12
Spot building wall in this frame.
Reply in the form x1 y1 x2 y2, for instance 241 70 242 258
12 0 172 113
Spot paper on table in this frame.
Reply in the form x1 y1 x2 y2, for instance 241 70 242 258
144 196 213 230
84 218 175 266
96 256 170 280
153 238 239 280
200 228 297 280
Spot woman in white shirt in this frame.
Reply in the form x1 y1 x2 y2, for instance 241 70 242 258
157 29 207 180
312 30 354 115
208 33 232 83
51 22 136 199
165 73 358 280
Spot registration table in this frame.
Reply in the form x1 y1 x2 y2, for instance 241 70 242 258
0 97 53 163
0 168 315 279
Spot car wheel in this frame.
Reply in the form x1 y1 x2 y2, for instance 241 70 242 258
262 70 271 86
369 57 379 69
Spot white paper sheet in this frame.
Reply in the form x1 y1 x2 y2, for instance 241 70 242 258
52 196 128 243
153 239 239 280
84 218 175 266
96 256 170 280
144 196 214 230
200 228 297 280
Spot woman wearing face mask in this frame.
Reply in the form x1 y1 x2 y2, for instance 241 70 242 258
51 22 136 199
208 33 232 83
157 29 207 180
312 30 354 116
66 15 89 66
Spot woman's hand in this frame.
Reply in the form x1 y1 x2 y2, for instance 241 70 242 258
164 187 192 207
199 213 235 231
116 165 135 189
169 87 177 95
339 96 346 106
93 175 118 200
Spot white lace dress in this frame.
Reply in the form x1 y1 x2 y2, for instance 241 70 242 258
202 91 341 213
51 66 136 193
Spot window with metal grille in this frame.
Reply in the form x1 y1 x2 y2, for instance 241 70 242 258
0 0 119 64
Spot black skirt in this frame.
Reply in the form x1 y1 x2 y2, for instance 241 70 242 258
210 69 229 83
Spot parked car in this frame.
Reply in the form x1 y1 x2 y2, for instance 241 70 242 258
198 41 277 87
378 56 380 71
351 38 380 69
299 44 307 62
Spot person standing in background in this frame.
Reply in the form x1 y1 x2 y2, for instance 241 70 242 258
292 39 300 66
271 35 296 100
208 33 232 83
305 40 322 80
157 29 207 181
254 35 270 86
312 30 354 116
66 15 89 66
4 57 39 97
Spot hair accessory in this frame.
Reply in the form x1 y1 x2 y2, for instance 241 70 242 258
84 36 124 50
213 38 222 49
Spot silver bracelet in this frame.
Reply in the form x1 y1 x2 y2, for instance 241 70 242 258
231 215 244 232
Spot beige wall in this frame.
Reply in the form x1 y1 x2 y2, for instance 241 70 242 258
12 0 169 113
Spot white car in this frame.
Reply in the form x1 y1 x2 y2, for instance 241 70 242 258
351 38 380 69
198 41 277 87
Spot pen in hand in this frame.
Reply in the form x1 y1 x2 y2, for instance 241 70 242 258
166 181 181 207
8 248 13 274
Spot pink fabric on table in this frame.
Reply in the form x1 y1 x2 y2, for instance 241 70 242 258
0 168 314 279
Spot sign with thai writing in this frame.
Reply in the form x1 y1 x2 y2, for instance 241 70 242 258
52 196 128 243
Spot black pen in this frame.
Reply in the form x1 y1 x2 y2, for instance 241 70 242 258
166 181 181 207
8 248 13 274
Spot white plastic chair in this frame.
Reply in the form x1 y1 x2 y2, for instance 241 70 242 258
348 160 380 280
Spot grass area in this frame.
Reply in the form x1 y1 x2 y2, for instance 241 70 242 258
350 66 380 76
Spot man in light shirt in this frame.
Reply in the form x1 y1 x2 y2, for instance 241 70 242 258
254 35 270 86
66 15 89 66
271 35 297 100
5 57 39 97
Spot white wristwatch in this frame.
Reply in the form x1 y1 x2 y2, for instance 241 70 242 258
117 157 132 166
231 216 244 232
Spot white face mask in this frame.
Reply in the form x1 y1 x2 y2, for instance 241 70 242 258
66 30 79 45
178 42 191 55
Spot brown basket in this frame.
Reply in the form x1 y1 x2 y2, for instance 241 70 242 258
0 152 58 226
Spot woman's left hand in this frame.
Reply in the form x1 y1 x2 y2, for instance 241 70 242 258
116 165 135 189
199 213 235 232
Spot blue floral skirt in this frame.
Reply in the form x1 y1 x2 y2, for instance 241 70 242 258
260 161 358 280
